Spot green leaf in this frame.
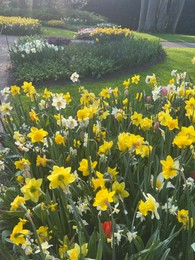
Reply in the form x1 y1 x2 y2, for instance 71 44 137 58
32 203 47 222
134 236 145 252
159 248 170 260
1 230 11 244
96 238 103 260
88 231 98 258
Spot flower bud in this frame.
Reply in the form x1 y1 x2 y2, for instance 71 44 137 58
153 122 160 130
161 86 168 96
146 96 151 103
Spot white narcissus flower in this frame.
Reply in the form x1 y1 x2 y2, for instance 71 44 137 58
70 72 79 83
52 95 66 110
127 230 137 242
167 83 176 94
65 116 78 129
0 102 13 116
171 69 177 77
152 86 161 101
0 160 5 171
1 87 10 100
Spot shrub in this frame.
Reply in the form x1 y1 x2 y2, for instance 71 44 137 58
0 15 41 36
45 19 67 29
63 8 107 26
0 70 195 259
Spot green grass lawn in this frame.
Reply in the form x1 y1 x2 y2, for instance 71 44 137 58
134 32 195 43
41 26 76 39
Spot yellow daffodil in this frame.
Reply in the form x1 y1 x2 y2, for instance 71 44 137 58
67 243 88 260
98 140 113 155
93 188 115 211
132 74 140 84
112 181 129 202
29 109 39 123
107 167 119 180
131 111 143 126
78 158 97 176
21 178 43 203
55 132 65 145
36 226 50 243
36 155 47 167
160 155 179 179
10 195 25 211
15 158 31 170
137 193 159 220
123 78 130 88
47 166 76 191
139 117 153 131
10 222 30 246
177 209 193 229
92 171 105 190
10 85 20 96
27 127 48 143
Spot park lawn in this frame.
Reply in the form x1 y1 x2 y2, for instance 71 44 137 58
134 31 195 43
41 26 76 39
41 26 195 43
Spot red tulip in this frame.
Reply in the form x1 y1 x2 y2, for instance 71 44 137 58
190 172 195 180
102 221 112 238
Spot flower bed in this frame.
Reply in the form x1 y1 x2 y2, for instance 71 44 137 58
77 27 133 42
10 34 165 83
0 70 195 259
0 15 41 35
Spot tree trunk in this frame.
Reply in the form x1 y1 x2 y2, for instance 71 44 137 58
156 0 170 33
137 0 149 32
144 0 161 32
166 0 186 33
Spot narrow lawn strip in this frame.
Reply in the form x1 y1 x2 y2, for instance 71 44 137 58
134 32 195 43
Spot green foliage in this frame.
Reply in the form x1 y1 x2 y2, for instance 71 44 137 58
45 20 67 30
63 8 107 26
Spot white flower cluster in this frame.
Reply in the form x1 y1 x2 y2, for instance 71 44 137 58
63 17 87 23
162 197 178 215
10 38 64 57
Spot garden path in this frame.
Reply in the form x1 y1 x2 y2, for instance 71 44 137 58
0 35 18 91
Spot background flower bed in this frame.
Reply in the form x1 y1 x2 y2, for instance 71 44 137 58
0 15 41 36
0 70 195 259
10 32 165 83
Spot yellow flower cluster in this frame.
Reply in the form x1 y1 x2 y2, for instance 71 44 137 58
0 15 40 26
90 27 132 37
0 15 41 35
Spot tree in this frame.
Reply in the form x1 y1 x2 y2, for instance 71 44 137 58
138 0 186 33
